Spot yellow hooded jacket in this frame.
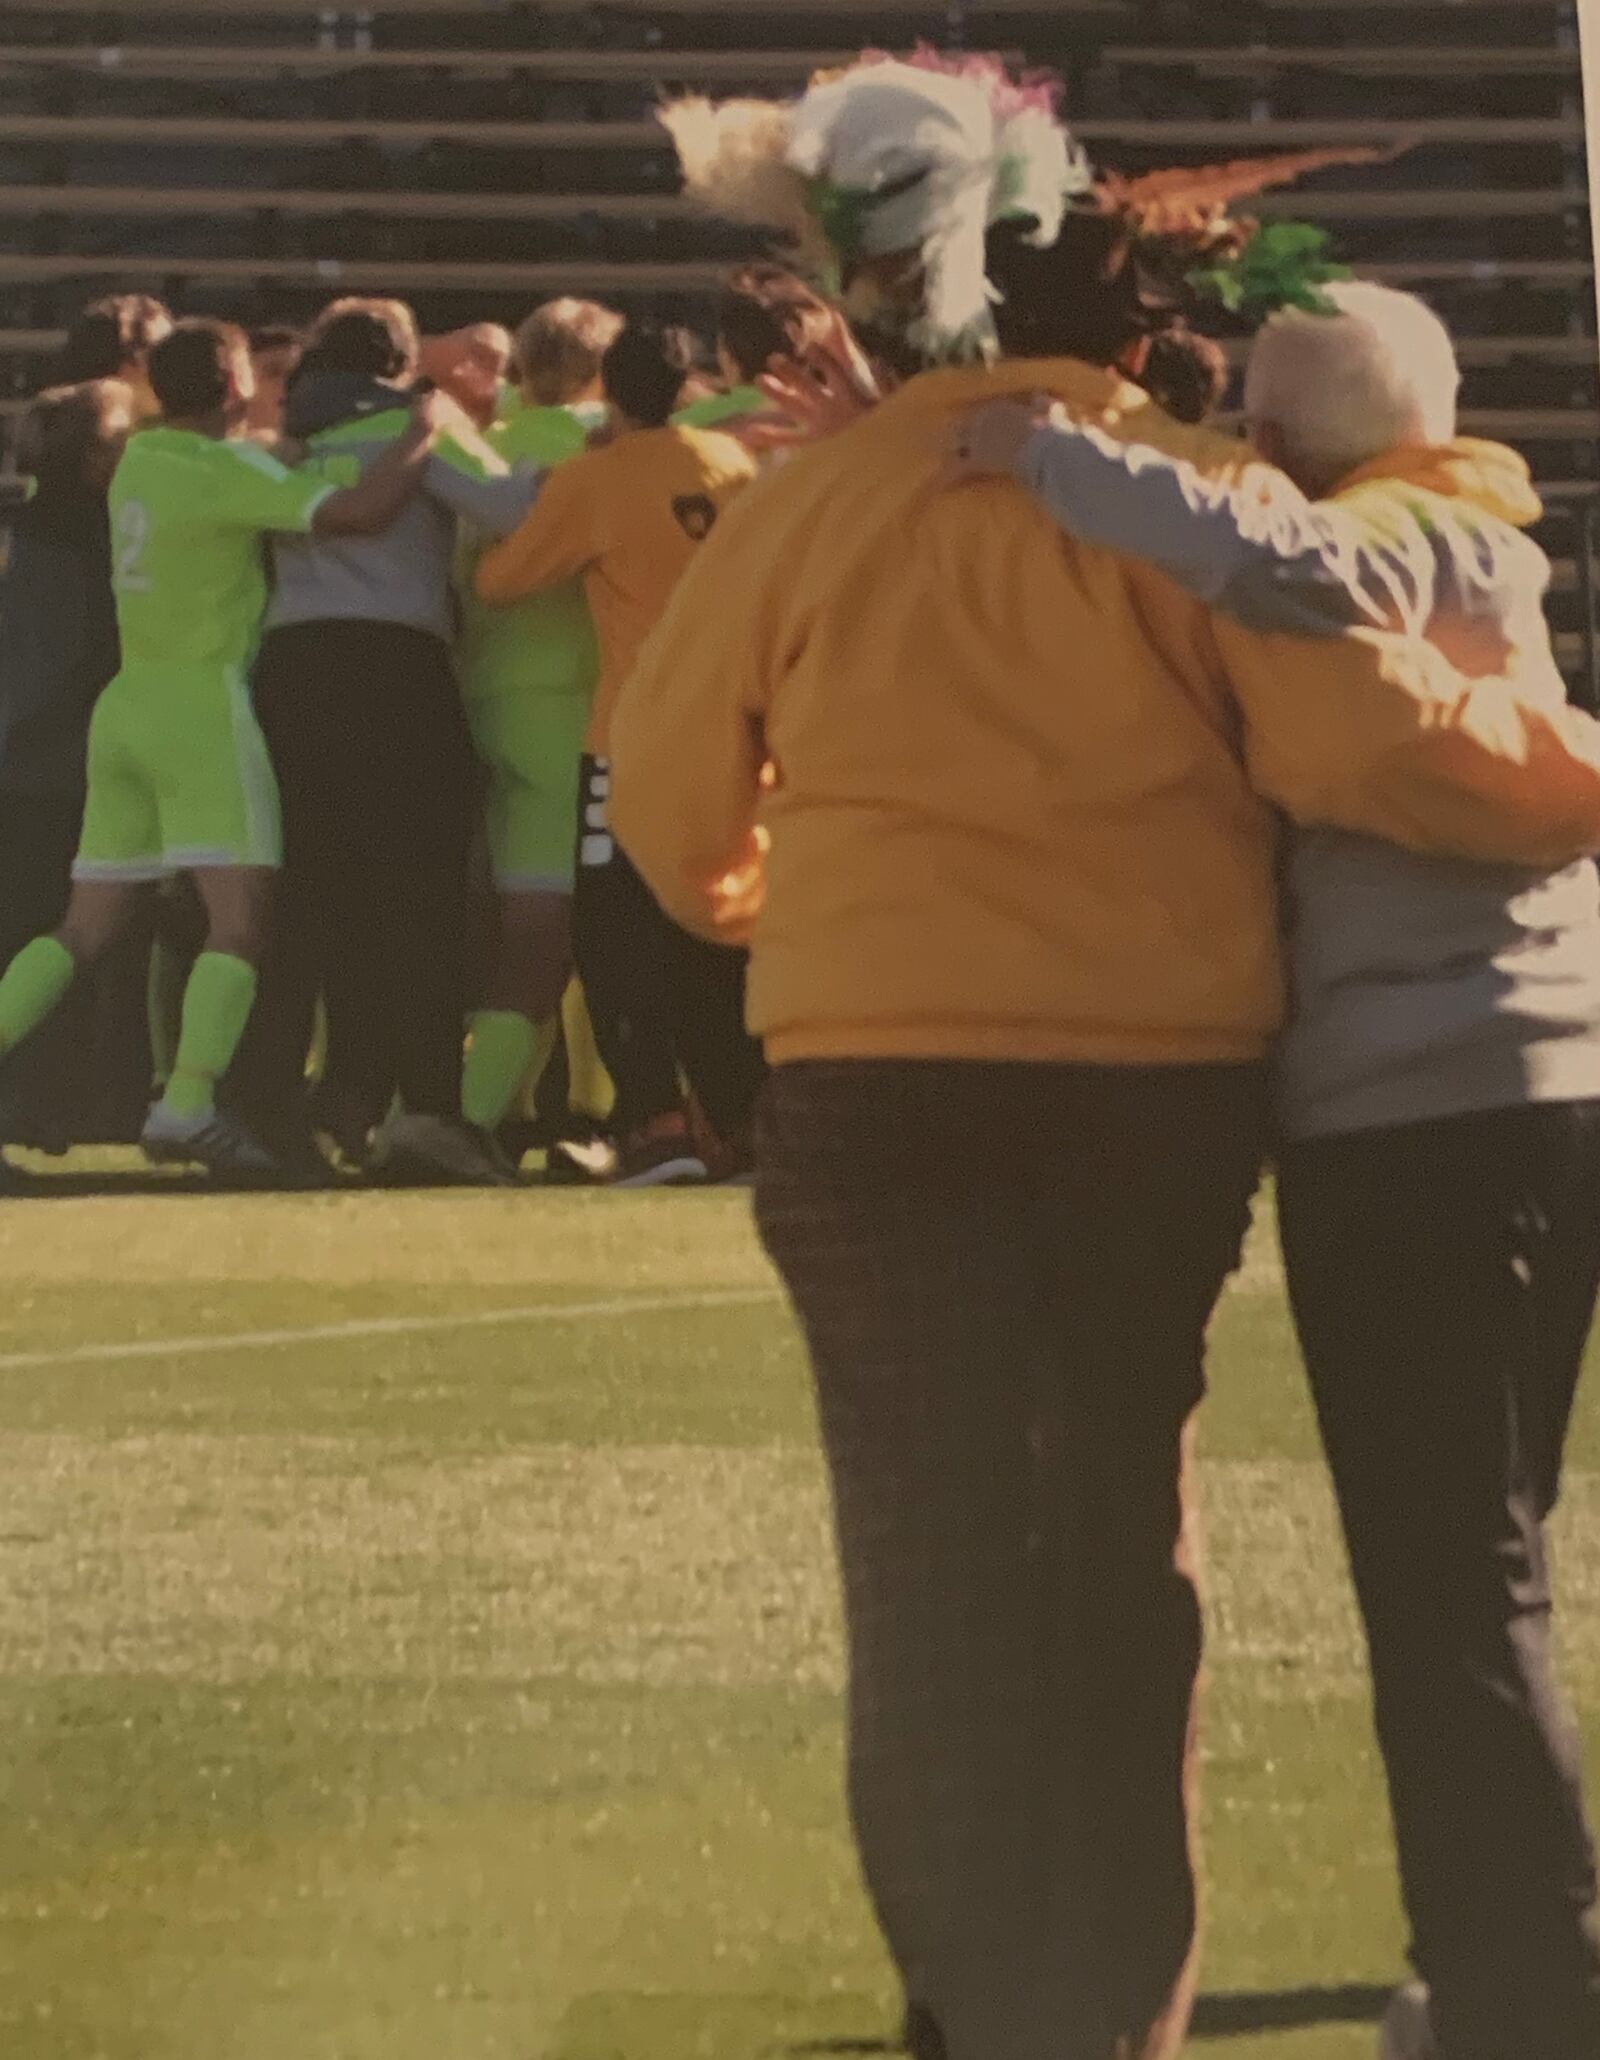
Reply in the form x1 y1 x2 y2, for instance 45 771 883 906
610 359 1600 1070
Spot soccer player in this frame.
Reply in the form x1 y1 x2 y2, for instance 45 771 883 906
475 320 759 1185
456 297 621 1145
0 319 448 1180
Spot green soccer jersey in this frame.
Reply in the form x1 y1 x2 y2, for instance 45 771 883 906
108 426 333 673
456 403 602 704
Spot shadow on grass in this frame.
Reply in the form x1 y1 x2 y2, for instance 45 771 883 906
547 1991 895 2060
1191 1984 1391 2036
546 1983 1391 2059
787 2045 898 2056
786 1985 1395 2052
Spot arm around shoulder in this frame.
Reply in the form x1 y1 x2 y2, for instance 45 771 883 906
1220 617 1600 870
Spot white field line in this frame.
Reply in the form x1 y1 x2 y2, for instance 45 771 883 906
0 1286 787 1375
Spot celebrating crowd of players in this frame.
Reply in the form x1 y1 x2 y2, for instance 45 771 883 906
0 274 834 1189
10 39 1600 2054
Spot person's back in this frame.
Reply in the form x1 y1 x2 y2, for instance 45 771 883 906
474 320 761 1184
267 375 532 642
1281 441 1600 1138
975 284 1600 1140
563 421 754 752
620 53 1600 2060
457 402 601 706
454 396 608 1153
476 332 756 757
953 275 1600 2060
624 355 1278 1066
111 424 316 677
238 297 529 1187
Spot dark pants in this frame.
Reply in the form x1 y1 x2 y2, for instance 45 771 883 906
231 620 480 1129
755 1059 1268 2060
0 790 151 1146
574 754 764 1142
1279 1102 1600 2060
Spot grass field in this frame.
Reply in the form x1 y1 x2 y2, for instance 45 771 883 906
3 1173 1600 2060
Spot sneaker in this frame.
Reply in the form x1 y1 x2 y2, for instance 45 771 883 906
545 1134 619 1185
370 1110 523 1188
1379 1985 1438 2060
141 1104 283 1182
612 1114 708 1189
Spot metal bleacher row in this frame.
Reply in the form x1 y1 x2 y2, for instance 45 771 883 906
1 0 1596 667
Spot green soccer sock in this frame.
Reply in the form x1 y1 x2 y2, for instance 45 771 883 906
463 1009 544 1132
0 937 77 1056
160 952 259 1121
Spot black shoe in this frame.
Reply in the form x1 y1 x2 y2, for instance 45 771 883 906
369 1111 523 1188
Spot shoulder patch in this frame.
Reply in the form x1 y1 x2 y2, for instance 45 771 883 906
672 494 719 543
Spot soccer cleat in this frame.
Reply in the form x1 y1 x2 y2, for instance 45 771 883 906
612 1113 708 1189
141 1103 283 1181
370 1110 523 1188
1379 1984 1438 2060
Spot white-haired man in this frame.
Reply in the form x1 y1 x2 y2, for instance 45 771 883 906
956 281 1600 2060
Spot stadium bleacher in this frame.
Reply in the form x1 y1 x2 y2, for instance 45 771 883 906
1 0 1594 669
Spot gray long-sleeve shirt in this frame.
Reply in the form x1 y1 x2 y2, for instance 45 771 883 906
266 407 541 645
1015 418 1600 1141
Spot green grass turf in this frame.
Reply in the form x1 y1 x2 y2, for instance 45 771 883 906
1 1176 1598 2058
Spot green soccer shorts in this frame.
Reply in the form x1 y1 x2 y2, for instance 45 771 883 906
73 663 282 882
467 685 590 896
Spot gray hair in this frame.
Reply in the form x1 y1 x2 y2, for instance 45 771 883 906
1244 281 1460 486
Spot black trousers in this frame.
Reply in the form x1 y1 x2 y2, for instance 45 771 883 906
756 1059 1269 2060
231 620 480 1128
1279 1102 1600 2060
573 754 765 1142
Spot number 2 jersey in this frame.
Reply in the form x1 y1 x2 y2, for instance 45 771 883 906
79 429 332 878
109 426 334 674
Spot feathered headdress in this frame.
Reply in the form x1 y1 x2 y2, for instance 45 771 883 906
1096 146 1406 320
662 52 1404 360
662 48 1092 361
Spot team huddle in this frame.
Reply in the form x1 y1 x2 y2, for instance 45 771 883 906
6 37 1600 2053
0 281 811 1188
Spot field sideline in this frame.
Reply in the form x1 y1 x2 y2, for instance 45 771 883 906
3 1176 1599 2060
